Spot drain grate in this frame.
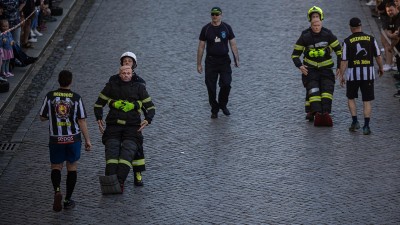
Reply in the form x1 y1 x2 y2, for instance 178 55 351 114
0 142 18 152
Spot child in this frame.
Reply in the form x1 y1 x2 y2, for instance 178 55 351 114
0 19 15 77
0 5 5 81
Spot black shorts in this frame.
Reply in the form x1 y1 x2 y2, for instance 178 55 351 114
346 80 374 101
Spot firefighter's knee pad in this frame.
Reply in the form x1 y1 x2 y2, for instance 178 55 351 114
105 139 121 159
308 87 320 96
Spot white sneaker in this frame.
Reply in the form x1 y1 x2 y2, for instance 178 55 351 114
383 64 392 72
0 76 7 81
28 37 37 43
34 29 43 36
392 65 398 71
366 0 376 6
30 30 37 38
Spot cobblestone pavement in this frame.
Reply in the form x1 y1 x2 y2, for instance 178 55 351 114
0 0 400 224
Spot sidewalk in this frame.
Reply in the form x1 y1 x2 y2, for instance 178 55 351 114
0 0 76 116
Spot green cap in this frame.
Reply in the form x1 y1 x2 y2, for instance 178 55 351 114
211 7 222 14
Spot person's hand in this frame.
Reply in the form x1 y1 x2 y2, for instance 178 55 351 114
138 120 149 132
112 100 125 109
121 100 142 112
97 120 105 134
85 141 92 151
378 67 384 77
234 59 239 67
197 64 203 74
299 65 308 76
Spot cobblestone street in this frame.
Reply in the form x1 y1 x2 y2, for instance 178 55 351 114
0 0 399 224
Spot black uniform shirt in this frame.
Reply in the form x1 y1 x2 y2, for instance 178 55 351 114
342 32 380 81
199 22 235 56
39 88 87 144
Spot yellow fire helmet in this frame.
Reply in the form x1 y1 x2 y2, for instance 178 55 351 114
307 6 324 22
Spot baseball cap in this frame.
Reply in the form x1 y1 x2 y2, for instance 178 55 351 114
211 7 222 14
349 17 362 27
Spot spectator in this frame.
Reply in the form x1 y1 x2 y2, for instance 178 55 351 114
0 19 14 77
0 0 25 46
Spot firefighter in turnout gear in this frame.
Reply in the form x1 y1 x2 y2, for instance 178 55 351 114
109 52 146 186
292 6 342 126
94 65 155 192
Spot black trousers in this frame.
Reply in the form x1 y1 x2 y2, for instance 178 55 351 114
204 55 232 113
306 68 335 113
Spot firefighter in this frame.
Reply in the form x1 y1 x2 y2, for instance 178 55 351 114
291 6 342 126
301 7 325 121
94 65 155 192
108 52 146 186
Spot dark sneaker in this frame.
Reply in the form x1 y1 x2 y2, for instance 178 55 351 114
363 126 371 135
134 172 144 186
211 113 218 119
394 92 400 98
313 112 323 126
53 192 62 212
305 112 314 122
322 112 333 127
349 121 360 132
221 107 230 116
63 199 75 209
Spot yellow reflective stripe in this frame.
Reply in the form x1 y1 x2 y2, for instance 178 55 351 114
119 159 132 168
330 40 340 48
146 106 156 110
142 97 152 103
94 104 103 108
99 93 110 101
321 92 333 100
304 58 334 68
132 159 145 166
291 55 300 59
106 159 119 164
117 119 126 125
309 96 321 102
294 44 305 51
305 101 310 106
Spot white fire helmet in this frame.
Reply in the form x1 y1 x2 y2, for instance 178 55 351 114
120 52 137 68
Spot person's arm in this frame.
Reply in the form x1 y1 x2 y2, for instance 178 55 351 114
197 40 206 74
229 38 239 67
375 55 384 77
78 118 92 151
338 60 348 87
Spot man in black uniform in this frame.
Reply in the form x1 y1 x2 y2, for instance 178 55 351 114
197 6 239 119
108 52 146 186
39 70 92 211
94 65 155 192
291 6 342 126
338 17 384 135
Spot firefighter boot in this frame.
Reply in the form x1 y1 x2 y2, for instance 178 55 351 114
313 112 323 126
305 112 314 122
134 172 143 186
322 112 333 127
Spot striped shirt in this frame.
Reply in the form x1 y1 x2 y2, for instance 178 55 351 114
342 32 380 81
39 88 87 144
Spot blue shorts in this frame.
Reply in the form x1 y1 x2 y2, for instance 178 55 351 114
49 142 81 164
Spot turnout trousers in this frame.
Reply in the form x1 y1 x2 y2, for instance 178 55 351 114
205 55 232 114
102 124 143 183
306 68 335 114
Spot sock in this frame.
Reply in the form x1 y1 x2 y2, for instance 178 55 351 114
352 116 358 123
65 171 77 201
51 169 61 193
364 118 370 127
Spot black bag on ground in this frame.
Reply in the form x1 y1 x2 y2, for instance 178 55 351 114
0 80 10 93
51 6 63 16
